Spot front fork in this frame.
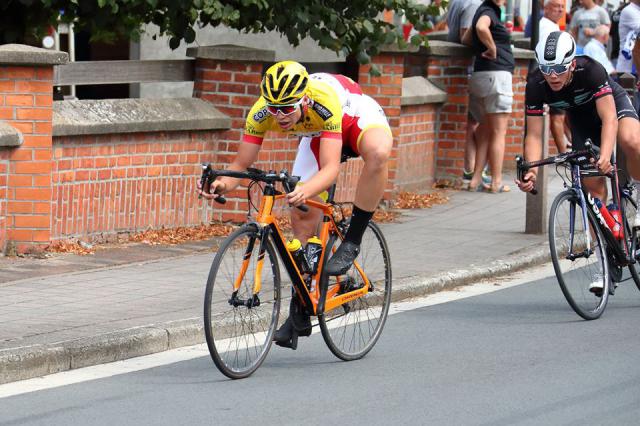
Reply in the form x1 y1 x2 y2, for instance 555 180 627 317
229 225 269 308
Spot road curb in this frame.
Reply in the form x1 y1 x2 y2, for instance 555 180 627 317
0 243 550 385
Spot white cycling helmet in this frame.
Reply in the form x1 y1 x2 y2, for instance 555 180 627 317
535 31 576 74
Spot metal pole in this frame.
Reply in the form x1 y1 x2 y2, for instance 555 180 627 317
530 0 541 51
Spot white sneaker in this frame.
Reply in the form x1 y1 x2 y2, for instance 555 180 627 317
589 274 605 295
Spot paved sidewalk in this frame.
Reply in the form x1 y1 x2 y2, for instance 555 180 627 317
0 175 560 384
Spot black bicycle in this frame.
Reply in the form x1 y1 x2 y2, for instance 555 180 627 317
517 141 640 320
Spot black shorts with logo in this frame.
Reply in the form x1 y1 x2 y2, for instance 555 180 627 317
570 91 639 151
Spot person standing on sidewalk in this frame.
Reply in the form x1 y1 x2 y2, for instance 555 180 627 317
462 0 514 193
447 0 491 186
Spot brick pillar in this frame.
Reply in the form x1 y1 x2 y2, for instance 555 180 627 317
358 48 408 202
188 45 275 133
423 41 473 181
188 45 276 221
0 45 67 253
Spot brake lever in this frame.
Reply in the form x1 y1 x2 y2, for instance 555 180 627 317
199 163 226 204
280 170 308 212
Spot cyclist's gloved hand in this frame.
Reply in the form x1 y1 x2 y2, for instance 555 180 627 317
515 171 536 193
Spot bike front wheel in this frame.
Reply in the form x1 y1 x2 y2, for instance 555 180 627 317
318 221 392 360
204 224 281 379
549 190 609 320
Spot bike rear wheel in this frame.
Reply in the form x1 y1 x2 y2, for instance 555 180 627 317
620 191 640 290
204 224 281 379
549 190 609 320
318 221 392 360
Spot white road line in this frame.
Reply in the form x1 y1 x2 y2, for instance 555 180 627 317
0 262 556 398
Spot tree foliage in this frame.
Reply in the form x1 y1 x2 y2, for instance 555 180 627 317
1 0 444 68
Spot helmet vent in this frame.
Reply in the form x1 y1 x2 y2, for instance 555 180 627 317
544 31 561 61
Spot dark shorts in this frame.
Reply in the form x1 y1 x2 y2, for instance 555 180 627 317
549 106 565 116
570 93 639 150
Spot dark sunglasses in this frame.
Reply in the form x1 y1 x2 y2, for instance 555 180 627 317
539 63 571 76
266 100 302 116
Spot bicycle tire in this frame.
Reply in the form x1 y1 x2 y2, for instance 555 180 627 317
549 190 609 320
204 224 281 379
621 192 640 290
318 221 392 360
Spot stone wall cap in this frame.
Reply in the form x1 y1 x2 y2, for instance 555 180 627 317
513 47 535 59
53 98 231 137
0 44 68 65
0 121 23 147
186 44 276 62
419 39 535 59
380 43 420 54
402 76 447 106
419 40 473 57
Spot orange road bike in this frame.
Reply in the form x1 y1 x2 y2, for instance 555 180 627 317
201 165 392 379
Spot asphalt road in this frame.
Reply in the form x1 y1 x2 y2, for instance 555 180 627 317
2 264 640 426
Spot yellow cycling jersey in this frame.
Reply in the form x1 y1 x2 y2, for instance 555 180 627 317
242 74 360 145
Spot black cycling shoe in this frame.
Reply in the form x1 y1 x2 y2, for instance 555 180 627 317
325 241 360 276
274 300 311 350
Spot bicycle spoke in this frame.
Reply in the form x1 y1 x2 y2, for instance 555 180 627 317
204 226 280 379
549 191 609 320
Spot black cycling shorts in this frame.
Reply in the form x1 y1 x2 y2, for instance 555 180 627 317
570 93 639 150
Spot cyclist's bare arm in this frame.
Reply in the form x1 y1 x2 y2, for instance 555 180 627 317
286 136 342 206
517 115 544 192
595 95 618 174
201 141 260 199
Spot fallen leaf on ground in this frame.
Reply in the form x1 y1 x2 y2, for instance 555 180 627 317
47 240 96 255
394 191 449 209
129 223 235 245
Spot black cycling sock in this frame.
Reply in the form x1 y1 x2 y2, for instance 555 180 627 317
344 205 374 246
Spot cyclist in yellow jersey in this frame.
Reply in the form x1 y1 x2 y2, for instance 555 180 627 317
199 61 393 349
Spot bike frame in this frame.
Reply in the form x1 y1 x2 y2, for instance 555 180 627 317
518 150 636 268
234 181 371 316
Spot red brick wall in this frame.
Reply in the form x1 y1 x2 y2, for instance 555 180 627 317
396 104 438 191
0 65 53 252
0 47 535 249
505 59 529 163
426 55 530 180
50 131 226 239
358 53 403 201
426 56 473 179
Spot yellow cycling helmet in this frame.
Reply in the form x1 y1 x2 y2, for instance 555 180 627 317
260 61 309 105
